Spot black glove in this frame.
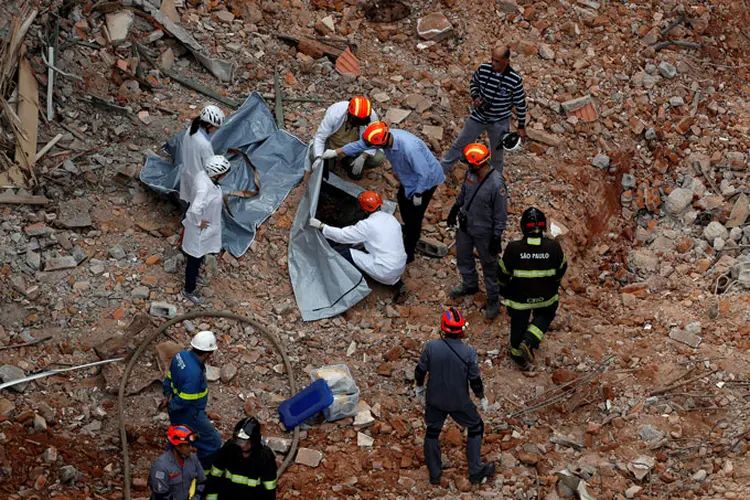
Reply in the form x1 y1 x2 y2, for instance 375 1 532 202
488 235 502 256
447 204 460 228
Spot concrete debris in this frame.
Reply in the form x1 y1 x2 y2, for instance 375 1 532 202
726 193 750 228
266 436 292 454
59 465 80 484
220 362 238 383
0 365 28 393
58 199 92 228
384 108 411 125
628 455 655 481
105 11 134 44
561 95 593 115
592 153 610 169
149 301 177 318
669 326 702 348
525 127 561 147
639 424 665 442
658 61 677 79
665 188 693 215
416 12 454 42
205 365 221 382
357 432 374 447
703 221 728 242
295 448 323 467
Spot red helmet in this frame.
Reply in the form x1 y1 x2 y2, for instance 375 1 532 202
167 425 196 446
441 308 467 336
463 143 491 167
348 96 373 120
363 121 390 146
358 191 383 213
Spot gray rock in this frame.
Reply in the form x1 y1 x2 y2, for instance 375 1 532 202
684 322 702 336
33 414 47 431
639 424 665 442
205 365 221 382
730 227 742 241
131 286 150 299
0 365 28 393
0 397 15 416
26 250 41 270
109 245 126 260
650 236 675 253
703 221 728 242
295 447 323 467
71 246 88 265
669 96 685 107
628 249 659 275
538 43 555 60
669 327 702 348
621 174 636 190
692 469 708 482
58 199 92 228
643 73 657 89
645 128 657 140
81 420 102 436
713 237 726 251
592 153 610 169
737 269 750 289
164 257 178 274
665 188 693 215
659 61 677 79
43 447 57 463
44 255 77 271
266 436 292 454
273 300 293 316
149 302 177 318
60 465 80 484
220 362 238 383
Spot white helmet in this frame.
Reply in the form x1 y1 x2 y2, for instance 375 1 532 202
205 155 231 178
191 330 218 352
502 132 522 152
200 105 225 128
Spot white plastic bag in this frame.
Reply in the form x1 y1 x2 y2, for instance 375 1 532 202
310 364 360 422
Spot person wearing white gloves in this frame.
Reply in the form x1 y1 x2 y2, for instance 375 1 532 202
309 190 408 304
181 155 231 305
179 105 225 207
307 96 385 181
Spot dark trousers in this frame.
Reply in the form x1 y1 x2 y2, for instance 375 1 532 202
456 229 499 302
507 303 558 359
332 243 356 266
397 184 436 261
424 403 484 480
184 255 204 294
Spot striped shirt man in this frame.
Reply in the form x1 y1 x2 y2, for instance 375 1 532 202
469 63 527 127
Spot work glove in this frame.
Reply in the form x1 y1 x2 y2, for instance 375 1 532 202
351 153 367 176
480 397 490 412
414 386 425 400
321 149 338 160
488 235 502 256
412 194 423 207
311 158 323 171
447 204 460 228
308 217 324 230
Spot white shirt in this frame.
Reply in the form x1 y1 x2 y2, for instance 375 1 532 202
179 128 214 203
182 172 223 258
309 101 378 170
322 211 407 285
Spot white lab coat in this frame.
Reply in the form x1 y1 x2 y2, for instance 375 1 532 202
182 172 223 258
179 127 214 204
322 211 407 285
310 101 378 168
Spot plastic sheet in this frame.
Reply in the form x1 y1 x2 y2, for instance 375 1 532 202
310 364 360 422
139 92 305 257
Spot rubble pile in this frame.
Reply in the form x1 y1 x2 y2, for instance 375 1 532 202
1 0 749 498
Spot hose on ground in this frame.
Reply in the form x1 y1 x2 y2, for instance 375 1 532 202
119 311 300 500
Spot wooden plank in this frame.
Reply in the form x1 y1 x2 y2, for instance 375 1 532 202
13 53 39 185
0 193 51 205
35 133 63 161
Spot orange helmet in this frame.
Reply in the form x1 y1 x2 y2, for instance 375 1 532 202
348 96 372 120
363 121 390 146
463 143 491 167
358 191 383 213
441 308 467 337
167 425 196 447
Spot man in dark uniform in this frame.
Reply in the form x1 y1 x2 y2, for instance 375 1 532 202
447 143 508 320
498 207 567 370
414 309 495 486
205 417 278 499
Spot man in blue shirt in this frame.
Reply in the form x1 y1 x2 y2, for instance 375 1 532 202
160 330 222 472
320 121 445 263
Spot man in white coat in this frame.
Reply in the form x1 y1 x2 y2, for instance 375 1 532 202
309 190 408 303
181 155 231 305
307 96 385 181
179 105 225 207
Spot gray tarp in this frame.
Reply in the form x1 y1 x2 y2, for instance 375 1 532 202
140 92 305 257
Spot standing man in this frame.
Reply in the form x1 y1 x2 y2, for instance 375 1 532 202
447 144 507 320
323 122 445 263
308 96 384 181
414 309 495 486
440 44 527 176
161 331 222 472
309 190 408 303
206 417 278 499
149 425 206 499
497 207 567 370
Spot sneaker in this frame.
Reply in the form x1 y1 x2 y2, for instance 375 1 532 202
449 283 479 300
196 276 210 287
393 281 408 304
469 462 496 485
181 289 204 305
485 301 500 320
429 475 441 485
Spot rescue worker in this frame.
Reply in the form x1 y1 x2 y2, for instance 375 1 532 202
205 417 278 499
414 309 495 486
181 155 231 305
447 143 507 320
323 122 445 263
308 190 408 303
180 105 225 207
149 425 206 500
440 44 527 176
308 96 384 181
161 331 222 471
497 207 567 370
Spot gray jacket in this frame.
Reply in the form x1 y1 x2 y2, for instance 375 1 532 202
417 338 483 411
149 450 206 500
456 169 507 237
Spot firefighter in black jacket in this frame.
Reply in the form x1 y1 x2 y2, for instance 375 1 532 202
205 417 277 499
497 207 567 369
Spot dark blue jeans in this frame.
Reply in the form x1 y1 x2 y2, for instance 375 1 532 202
168 406 221 470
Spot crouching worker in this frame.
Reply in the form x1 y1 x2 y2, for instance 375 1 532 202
206 417 278 499
308 190 409 303
414 309 495 486
149 425 206 499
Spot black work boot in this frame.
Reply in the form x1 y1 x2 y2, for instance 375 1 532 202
469 462 496 484
485 300 500 320
429 474 441 485
449 283 479 300
520 342 535 365
392 280 408 304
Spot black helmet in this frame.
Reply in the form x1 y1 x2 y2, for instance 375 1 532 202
233 417 261 446
500 132 522 152
520 207 546 237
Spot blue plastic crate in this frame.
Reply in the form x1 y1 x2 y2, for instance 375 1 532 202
278 379 334 430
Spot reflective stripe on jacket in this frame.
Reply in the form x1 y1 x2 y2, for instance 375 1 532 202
498 236 567 310
205 442 278 499
162 351 209 413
